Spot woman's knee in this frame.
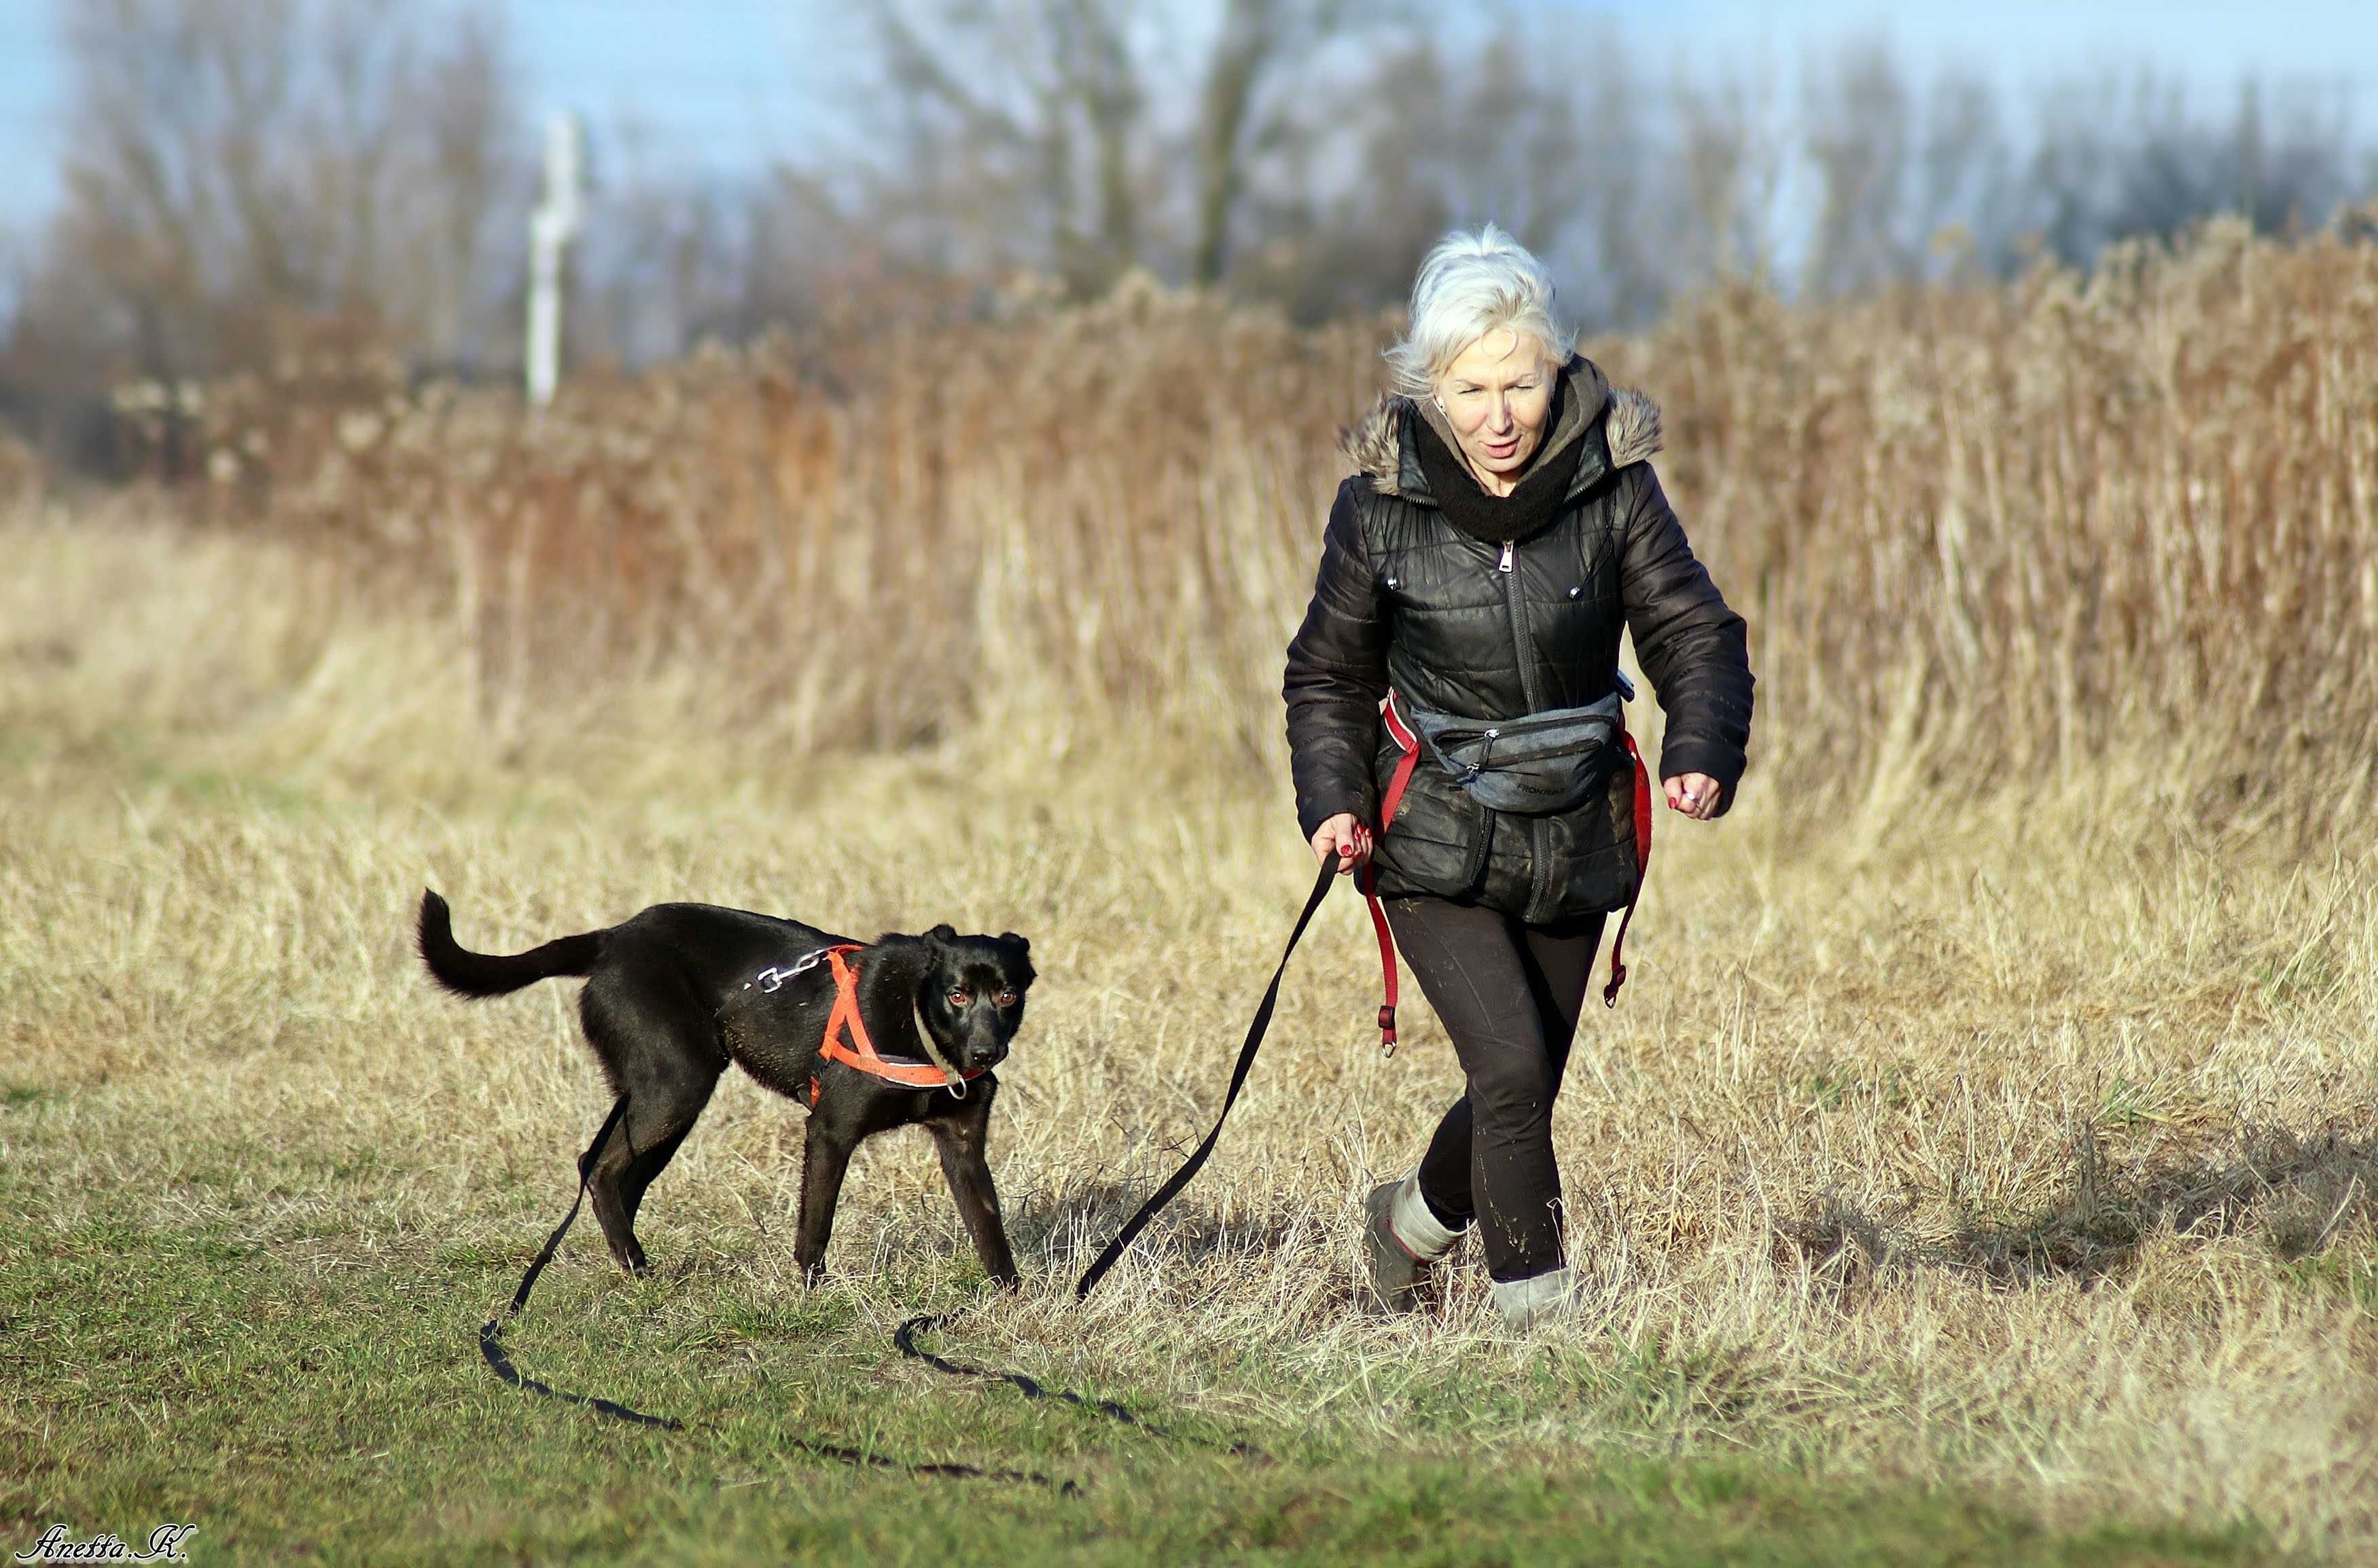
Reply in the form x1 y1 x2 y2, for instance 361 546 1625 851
1463 1042 1559 1138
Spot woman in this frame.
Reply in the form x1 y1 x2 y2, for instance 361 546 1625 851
1283 225 1753 1328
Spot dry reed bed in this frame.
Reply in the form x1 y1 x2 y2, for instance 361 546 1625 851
138 217 2378 835
4 516 2377 1554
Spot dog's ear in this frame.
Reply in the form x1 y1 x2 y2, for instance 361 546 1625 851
927 923 958 945
999 931 1030 955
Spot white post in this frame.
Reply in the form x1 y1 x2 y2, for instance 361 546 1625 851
527 112 584 408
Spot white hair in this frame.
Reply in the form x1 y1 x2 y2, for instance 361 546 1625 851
1383 223 1576 397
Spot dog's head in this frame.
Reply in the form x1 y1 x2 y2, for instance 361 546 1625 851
908 924 1036 1074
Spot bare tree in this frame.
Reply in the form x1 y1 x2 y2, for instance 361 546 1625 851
1232 15 1675 327
1672 63 1786 291
407 12 522 369
14 0 525 394
863 0 1150 295
856 0 1379 297
1802 43 1916 298
2023 69 2359 267
1914 71 2015 278
1800 48 2015 296
1186 0 1368 286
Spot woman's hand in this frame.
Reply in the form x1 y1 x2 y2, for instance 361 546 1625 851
1665 772 1723 821
1309 813 1372 874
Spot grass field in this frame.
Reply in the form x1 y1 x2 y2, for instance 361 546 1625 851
4 504 2373 1567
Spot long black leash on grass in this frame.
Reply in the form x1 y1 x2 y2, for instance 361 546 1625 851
891 863 1336 1450
893 1313 1262 1457
483 863 1335 1478
482 1099 1074 1490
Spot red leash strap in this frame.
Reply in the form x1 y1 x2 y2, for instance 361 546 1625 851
1601 733 1655 1008
1361 692 1424 1052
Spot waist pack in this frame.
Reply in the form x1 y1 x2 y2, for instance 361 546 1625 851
1364 681 1654 1048
1389 688 1625 816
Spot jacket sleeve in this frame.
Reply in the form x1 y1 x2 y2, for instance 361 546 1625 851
1618 466 1754 813
1282 480 1388 840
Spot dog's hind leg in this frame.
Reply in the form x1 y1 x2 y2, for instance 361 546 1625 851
579 968 725 1275
928 1097 1020 1289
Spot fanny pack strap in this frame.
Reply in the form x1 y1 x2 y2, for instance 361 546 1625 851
1602 732 1654 1008
1362 689 1652 1049
1358 690 1425 1053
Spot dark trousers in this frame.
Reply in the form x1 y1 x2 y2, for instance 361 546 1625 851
1382 895 1606 1283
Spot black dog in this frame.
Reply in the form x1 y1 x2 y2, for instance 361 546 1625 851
416 891 1035 1287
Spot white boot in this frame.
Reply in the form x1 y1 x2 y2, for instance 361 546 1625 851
1389 1170 1462 1259
1362 1169 1461 1312
1490 1264 1576 1330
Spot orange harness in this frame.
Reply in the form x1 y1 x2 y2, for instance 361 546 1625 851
805 944 983 1107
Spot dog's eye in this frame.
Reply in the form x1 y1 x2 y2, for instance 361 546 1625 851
995 989 1018 1008
948 989 972 1008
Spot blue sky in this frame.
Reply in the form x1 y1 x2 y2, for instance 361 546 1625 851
2 0 2374 243
1622 0 2378 86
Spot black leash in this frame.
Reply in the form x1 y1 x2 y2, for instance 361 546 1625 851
895 1314 1146 1426
1073 862 1337 1300
481 1097 1074 1491
895 1313 1261 1457
478 1099 679 1427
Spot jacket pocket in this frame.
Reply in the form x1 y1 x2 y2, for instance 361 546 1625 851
1539 760 1641 916
1372 732 1488 898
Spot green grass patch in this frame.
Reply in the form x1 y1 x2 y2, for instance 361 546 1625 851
2282 1248 2378 1319
0 1207 2279 1567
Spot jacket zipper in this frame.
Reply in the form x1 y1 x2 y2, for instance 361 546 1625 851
1499 540 1544 709
1497 538 1556 920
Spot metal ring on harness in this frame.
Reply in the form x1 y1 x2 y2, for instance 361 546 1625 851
755 946 835 994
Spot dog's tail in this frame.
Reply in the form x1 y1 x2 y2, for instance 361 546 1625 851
417 889 605 999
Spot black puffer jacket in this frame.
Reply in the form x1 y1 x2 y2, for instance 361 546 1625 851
1281 357 1754 923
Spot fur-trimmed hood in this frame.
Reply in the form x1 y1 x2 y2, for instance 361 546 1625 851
1340 354 1663 504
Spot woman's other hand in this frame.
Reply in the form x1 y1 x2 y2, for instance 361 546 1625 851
1309 813 1372 874
1665 772 1723 821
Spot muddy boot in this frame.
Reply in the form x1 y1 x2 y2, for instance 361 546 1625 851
1489 1264 1578 1331
1362 1171 1461 1313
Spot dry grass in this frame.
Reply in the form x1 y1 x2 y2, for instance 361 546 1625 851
10 224 2378 1558
5 493 2375 1558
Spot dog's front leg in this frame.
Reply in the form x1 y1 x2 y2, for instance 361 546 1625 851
929 1099 1020 1289
794 1116 859 1286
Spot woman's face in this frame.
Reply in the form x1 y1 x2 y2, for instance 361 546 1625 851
1433 329 1555 490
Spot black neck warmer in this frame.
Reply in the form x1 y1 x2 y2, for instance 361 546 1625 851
1410 378 1586 545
